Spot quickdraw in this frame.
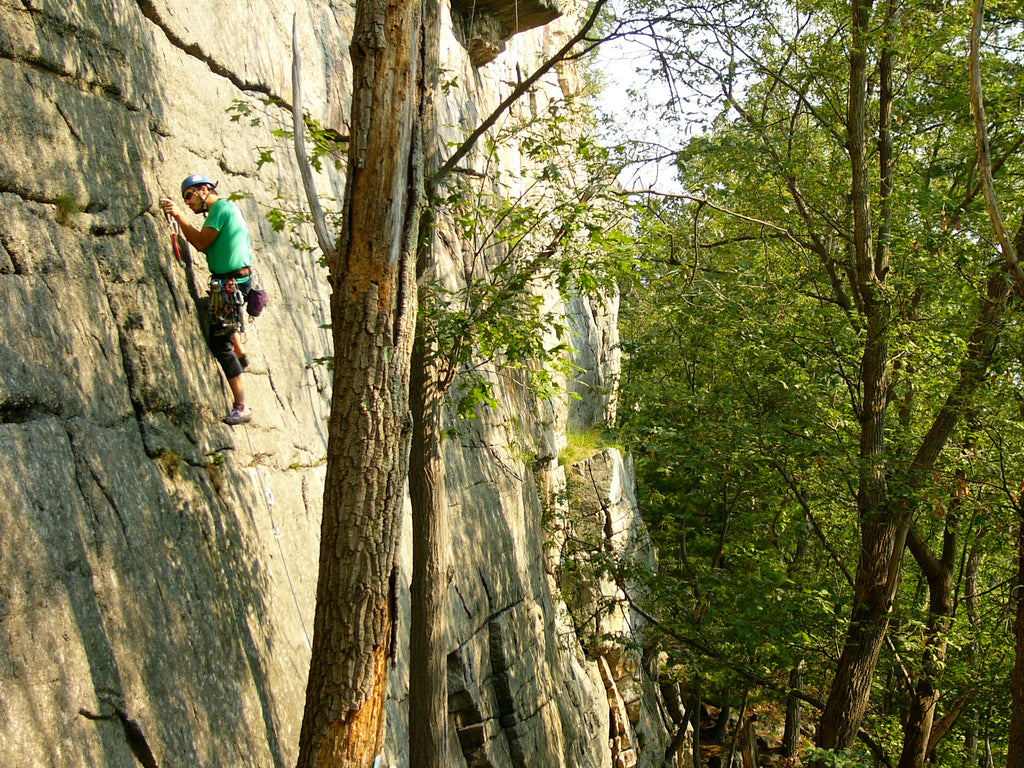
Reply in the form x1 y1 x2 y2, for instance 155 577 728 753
165 213 183 263
209 277 246 333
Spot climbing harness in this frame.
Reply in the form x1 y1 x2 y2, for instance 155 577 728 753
209 276 246 333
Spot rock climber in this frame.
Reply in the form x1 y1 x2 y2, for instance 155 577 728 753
161 173 254 426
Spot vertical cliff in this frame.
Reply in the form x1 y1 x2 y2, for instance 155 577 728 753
0 1 680 766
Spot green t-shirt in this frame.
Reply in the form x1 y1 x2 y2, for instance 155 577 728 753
203 199 253 275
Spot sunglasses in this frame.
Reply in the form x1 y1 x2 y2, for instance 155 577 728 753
184 188 199 202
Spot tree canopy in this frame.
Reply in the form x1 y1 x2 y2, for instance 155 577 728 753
607 0 1024 762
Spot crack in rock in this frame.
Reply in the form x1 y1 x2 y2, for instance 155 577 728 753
135 0 283 104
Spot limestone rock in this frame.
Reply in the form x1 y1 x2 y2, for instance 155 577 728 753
451 0 561 65
0 0 672 766
556 449 676 768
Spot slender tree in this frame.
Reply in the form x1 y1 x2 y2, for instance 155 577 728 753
405 5 616 765
898 494 960 768
1009 502 1024 765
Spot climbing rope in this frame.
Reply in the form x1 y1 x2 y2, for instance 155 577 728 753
241 420 313 651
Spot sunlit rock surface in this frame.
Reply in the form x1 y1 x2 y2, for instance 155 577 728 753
0 0 682 765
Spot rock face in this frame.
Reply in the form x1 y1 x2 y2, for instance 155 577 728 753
450 0 561 65
0 1 682 767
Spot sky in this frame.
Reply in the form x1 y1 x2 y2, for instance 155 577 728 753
592 23 695 194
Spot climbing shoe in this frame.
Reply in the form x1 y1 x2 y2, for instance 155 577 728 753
223 406 251 426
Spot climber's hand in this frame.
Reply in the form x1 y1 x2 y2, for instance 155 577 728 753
159 197 181 220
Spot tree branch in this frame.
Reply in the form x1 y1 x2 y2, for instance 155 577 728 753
969 0 1024 297
433 0 609 183
620 189 806 248
291 14 336 262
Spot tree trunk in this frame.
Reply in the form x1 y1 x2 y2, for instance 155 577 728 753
895 634 942 768
818 0 1017 746
295 0 422 761
820 248 1009 752
706 702 731 744
783 662 803 758
408 335 450 768
896 544 951 768
407 0 445 761
897 474 960 768
815 0 897 749
297 234 416 768
816 513 900 749
738 717 759 768
1008 511 1024 766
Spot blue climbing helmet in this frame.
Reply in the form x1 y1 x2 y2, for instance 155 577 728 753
180 173 217 197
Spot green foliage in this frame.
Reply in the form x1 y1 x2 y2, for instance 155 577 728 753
54 194 82 227
311 355 334 371
226 98 346 260
559 426 620 466
421 92 632 417
437 68 460 96
228 97 347 172
803 747 875 768
607 0 1024 754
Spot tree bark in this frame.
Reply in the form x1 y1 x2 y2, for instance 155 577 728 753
817 252 1011 752
897 522 956 768
406 0 447 760
815 0 896 749
783 662 804 758
295 0 422 761
1009 511 1024 766
816 514 899 749
707 701 731 744
408 333 450 768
